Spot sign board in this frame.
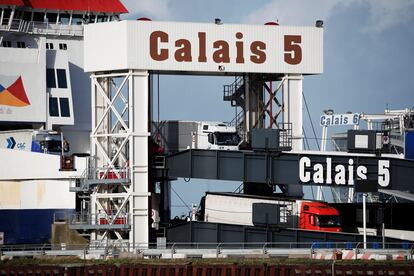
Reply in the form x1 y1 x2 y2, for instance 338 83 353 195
0 48 46 123
0 130 33 151
354 179 378 193
85 21 323 74
320 113 360 126
299 156 390 188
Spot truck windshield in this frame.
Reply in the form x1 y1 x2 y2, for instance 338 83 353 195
214 132 240 146
316 215 341 227
39 140 69 153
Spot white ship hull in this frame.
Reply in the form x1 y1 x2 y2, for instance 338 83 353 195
0 149 87 244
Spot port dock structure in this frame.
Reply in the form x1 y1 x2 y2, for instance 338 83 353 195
166 149 414 192
83 19 323 246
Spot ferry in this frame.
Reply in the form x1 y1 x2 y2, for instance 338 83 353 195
0 0 127 244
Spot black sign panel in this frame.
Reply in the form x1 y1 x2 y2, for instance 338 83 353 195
354 179 378 193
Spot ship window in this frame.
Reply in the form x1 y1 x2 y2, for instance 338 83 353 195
59 13 70 25
49 97 59 117
2 41 11 47
90 14 97 23
59 98 70 117
2 9 11 25
17 41 25 48
46 13 57 24
46 42 54 50
97 15 107 22
33 12 44 22
72 14 83 25
46 68 56 88
56 69 67 88
23 11 32 21
14 10 23 19
59 43 67 50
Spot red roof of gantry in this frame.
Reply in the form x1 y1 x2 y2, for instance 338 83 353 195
0 0 128 13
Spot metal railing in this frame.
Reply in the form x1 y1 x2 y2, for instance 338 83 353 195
1 241 412 251
69 167 130 192
0 19 84 36
153 155 166 169
67 212 131 228
85 167 130 181
229 109 244 127
223 76 244 99
1 241 413 260
223 76 245 107
278 122 293 151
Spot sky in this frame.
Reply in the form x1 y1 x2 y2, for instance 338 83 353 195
120 0 414 216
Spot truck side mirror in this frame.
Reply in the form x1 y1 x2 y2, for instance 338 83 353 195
310 215 315 225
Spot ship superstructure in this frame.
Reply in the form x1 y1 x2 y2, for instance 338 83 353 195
0 0 127 244
0 0 127 152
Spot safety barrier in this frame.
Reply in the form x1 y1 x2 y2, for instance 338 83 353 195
1 263 414 276
1 242 414 260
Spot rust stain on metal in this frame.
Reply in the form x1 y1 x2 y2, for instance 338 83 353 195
0 181 21 208
36 180 46 204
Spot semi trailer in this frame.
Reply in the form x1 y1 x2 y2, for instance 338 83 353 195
199 192 342 232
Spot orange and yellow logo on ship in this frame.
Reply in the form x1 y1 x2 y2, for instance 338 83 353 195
0 76 30 107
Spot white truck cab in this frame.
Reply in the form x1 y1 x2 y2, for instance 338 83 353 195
195 122 240 150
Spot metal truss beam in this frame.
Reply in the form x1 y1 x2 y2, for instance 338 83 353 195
166 149 414 193
87 70 150 247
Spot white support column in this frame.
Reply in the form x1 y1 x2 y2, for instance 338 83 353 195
347 188 354 203
363 193 367 249
129 70 150 248
283 74 304 151
90 75 111 243
93 77 111 168
318 125 329 201
283 76 289 125
321 125 327 152
244 76 251 142
0 8 4 26
367 119 372 130
90 74 96 160
7 7 15 30
316 186 324 201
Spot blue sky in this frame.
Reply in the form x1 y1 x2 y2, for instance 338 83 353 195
120 0 414 216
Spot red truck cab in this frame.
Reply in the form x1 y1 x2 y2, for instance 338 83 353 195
299 201 342 232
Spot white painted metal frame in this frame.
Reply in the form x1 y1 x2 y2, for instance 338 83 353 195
90 70 150 247
282 74 304 151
